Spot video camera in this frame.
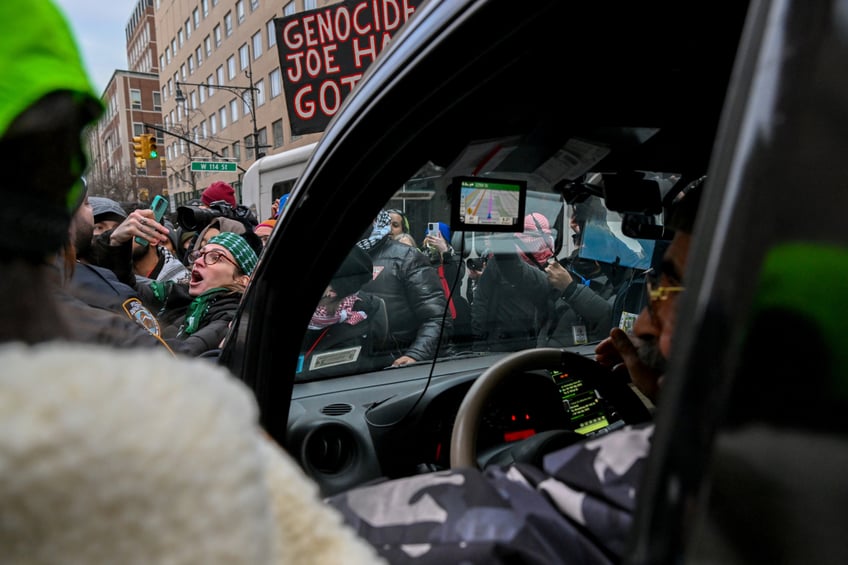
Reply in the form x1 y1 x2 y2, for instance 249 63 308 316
176 200 258 232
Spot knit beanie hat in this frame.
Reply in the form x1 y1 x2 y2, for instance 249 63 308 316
256 219 277 231
201 181 236 206
209 232 258 275
0 0 103 261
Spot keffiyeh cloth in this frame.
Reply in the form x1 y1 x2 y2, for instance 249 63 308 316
309 294 367 329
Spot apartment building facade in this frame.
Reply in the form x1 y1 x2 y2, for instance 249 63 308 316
154 0 330 207
86 0 167 203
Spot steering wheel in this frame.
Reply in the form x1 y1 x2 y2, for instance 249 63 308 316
450 348 652 468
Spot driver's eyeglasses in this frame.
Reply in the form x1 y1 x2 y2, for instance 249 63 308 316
644 267 685 321
188 249 238 269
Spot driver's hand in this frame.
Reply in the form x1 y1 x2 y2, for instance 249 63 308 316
595 327 662 403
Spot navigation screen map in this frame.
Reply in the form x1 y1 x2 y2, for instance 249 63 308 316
452 176 526 232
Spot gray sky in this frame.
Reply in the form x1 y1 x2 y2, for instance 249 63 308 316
54 0 138 95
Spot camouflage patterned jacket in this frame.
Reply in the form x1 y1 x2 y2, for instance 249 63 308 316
326 422 653 564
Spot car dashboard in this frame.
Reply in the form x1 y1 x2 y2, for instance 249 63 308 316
285 345 630 496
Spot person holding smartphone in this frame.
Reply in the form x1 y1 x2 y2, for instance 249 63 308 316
422 222 472 352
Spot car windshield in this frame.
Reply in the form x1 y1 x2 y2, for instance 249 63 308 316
295 134 677 382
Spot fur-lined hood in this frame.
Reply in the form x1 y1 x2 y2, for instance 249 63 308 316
0 342 384 565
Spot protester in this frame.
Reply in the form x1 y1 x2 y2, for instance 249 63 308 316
421 221 471 351
0 3 384 562
134 231 258 356
471 213 554 351
201 180 237 207
254 218 277 247
357 210 450 366
298 246 389 378
89 196 127 236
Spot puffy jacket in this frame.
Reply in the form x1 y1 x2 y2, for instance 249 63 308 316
361 237 450 362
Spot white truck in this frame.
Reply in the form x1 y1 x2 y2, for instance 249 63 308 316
240 142 317 220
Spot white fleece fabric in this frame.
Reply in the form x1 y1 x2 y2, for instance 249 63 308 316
0 342 385 565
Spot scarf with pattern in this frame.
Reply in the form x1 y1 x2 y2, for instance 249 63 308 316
308 294 367 330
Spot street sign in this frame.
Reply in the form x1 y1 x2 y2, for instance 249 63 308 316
190 161 237 172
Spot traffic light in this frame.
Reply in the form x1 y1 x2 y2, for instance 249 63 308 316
132 135 145 162
147 135 159 159
135 157 145 169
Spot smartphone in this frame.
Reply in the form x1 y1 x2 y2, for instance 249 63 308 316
427 222 440 237
135 194 169 246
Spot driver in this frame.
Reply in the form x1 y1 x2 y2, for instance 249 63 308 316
324 180 703 564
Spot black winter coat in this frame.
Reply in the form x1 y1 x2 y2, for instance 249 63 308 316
136 281 242 356
360 238 450 362
298 292 390 379
471 254 551 352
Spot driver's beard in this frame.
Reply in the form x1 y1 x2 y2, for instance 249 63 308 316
637 339 667 374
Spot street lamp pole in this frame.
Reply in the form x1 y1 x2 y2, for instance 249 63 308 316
175 77 266 162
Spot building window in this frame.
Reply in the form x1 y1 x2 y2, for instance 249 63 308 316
258 127 268 152
269 68 282 98
221 146 229 158
283 1 295 15
232 141 240 160
199 85 206 103
210 113 217 135
214 24 222 47
188 55 194 74
236 0 245 23
272 119 283 147
255 79 265 106
185 18 191 38
239 43 249 70
201 120 208 139
165 46 170 64
193 8 200 28
159 54 165 69
245 134 254 159
267 19 277 48
180 63 186 80
204 35 212 57
130 89 142 110
153 91 162 111
227 55 236 80
230 99 239 122
190 91 197 109
304 0 316 9
178 28 184 48
133 122 145 136
219 106 228 129
252 32 262 59
216 65 224 86
207 74 215 96
196 46 203 66
171 38 177 55
224 12 233 36
250 0 259 12
202 0 209 16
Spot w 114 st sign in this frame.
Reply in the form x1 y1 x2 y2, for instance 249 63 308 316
274 0 424 135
